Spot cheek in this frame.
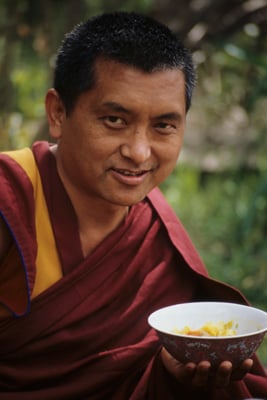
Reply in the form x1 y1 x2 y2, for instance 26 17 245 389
162 141 183 166
156 147 181 183
163 157 179 178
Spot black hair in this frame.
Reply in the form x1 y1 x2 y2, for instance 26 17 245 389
54 11 196 114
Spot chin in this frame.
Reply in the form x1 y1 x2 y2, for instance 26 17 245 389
110 194 147 207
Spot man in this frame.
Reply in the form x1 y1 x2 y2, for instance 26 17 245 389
0 11 266 399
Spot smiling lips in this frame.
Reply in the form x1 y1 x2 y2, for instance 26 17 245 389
110 167 152 185
114 168 148 176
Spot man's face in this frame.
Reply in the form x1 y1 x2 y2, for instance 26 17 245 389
51 58 187 208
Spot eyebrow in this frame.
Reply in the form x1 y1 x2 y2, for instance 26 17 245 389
102 101 131 114
102 101 183 121
155 112 183 121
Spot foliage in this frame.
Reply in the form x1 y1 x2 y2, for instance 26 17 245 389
0 0 154 149
161 166 267 307
0 0 267 365
182 28 267 174
161 165 267 364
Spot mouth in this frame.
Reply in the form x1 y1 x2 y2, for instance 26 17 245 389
110 167 153 186
113 168 148 176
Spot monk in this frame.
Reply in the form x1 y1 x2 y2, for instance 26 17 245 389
0 11 266 400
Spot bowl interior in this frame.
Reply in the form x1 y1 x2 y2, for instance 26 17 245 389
148 302 267 338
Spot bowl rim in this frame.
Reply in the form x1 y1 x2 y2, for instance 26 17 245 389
148 301 267 339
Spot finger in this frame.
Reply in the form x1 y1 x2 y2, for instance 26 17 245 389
232 358 254 381
192 361 211 387
240 358 254 372
183 362 197 380
161 348 197 383
215 361 232 388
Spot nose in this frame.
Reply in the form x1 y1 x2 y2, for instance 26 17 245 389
120 129 151 164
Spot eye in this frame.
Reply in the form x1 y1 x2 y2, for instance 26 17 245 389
102 115 126 128
155 121 177 134
157 122 173 129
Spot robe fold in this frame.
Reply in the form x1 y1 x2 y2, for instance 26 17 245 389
0 141 266 399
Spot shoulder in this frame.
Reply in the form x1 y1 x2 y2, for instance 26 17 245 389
147 187 185 232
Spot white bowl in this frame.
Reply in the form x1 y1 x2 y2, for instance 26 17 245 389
148 302 267 367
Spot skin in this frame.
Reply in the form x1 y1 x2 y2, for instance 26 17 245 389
161 347 253 389
0 57 253 386
45 58 253 387
46 58 186 256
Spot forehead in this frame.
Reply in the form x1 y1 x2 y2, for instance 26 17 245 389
93 57 185 88
85 58 187 114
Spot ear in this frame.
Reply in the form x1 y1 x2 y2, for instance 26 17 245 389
45 88 66 139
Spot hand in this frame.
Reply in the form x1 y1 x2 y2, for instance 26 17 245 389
161 347 253 388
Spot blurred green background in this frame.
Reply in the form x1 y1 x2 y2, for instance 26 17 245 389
1 0 267 365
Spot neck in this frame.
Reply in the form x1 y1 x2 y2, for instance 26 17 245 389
77 203 129 257
50 144 129 256
61 177 129 257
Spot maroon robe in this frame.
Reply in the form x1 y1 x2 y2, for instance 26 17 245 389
0 141 266 399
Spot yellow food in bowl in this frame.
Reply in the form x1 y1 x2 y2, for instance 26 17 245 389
173 320 238 337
